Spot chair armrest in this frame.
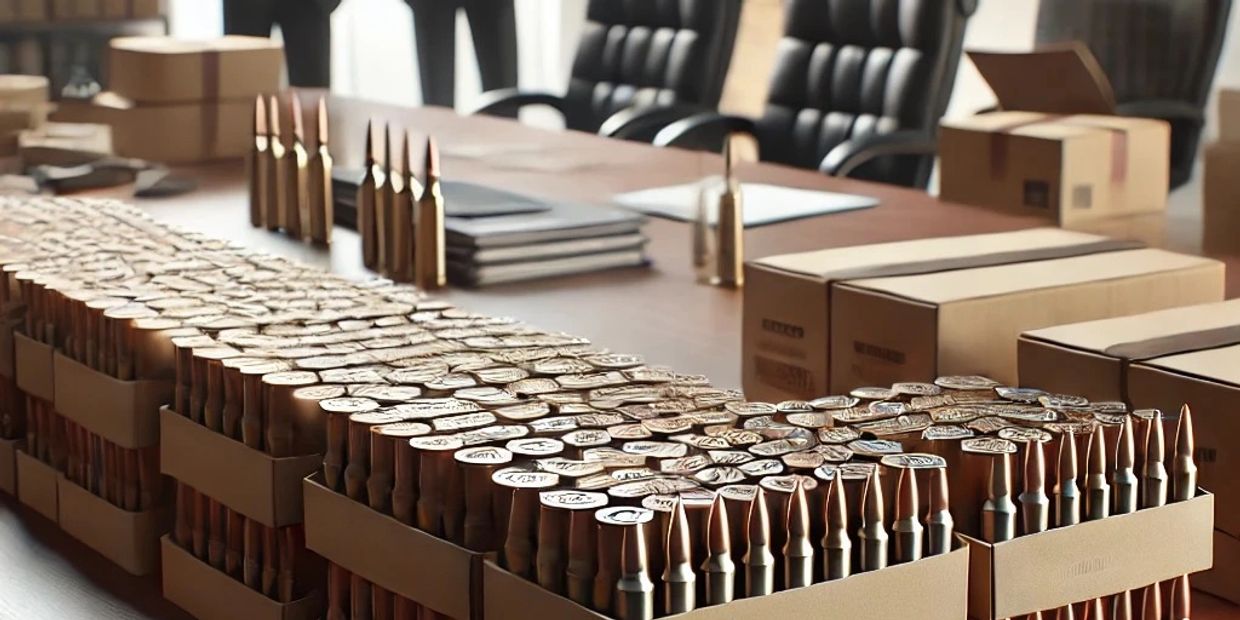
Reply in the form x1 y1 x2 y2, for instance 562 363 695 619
652 113 757 151
1115 99 1205 125
819 130 939 178
471 88 567 118
597 104 710 141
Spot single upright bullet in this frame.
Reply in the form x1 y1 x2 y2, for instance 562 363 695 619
538 490 608 597
1055 434 1081 528
1142 583 1162 620
784 479 815 586
307 97 334 245
663 498 697 614
269 95 290 232
1055 605 1076 620
1169 574 1191 619
743 486 775 596
859 466 889 571
714 135 743 288
414 137 446 290
701 494 736 605
822 472 851 579
358 121 381 270
1084 428 1110 521
596 505 652 615
1172 404 1197 502
457 446 513 552
414 436 464 538
285 92 308 239
389 131 415 282
377 124 395 272
495 469 559 579
983 452 1017 543
926 466 953 556
250 95 270 228
1142 411 1168 509
1019 439 1050 535
616 519 655 620
1114 416 1138 515
892 468 923 564
1111 590 1134 619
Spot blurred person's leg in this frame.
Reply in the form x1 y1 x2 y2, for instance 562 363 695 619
273 0 339 87
223 0 277 39
408 0 459 107
462 0 518 94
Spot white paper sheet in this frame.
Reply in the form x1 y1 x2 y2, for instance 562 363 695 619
613 176 879 227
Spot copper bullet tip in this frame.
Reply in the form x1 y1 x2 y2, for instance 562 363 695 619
1146 410 1166 463
291 91 305 142
1143 583 1163 620
665 497 692 567
365 120 376 164
268 95 281 137
1143 410 1169 508
787 479 810 538
1173 404 1197 502
707 494 730 554
401 130 412 177
426 137 440 180
747 486 770 547
621 522 648 575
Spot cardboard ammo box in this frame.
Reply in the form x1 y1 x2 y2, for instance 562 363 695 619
160 407 320 528
485 543 969 620
58 476 167 575
15 449 58 521
963 492 1213 619
109 36 283 104
829 248 1223 391
940 45 1170 224
1220 88 1240 144
303 473 487 620
14 332 54 402
54 92 251 164
1126 345 1240 604
743 228 1143 401
53 353 170 449
162 536 322 620
1203 90 1240 256
0 436 18 494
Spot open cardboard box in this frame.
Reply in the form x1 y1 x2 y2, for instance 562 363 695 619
162 535 322 620
484 542 969 620
742 228 1137 401
14 332 53 402
302 472 486 620
57 476 167 575
940 44 1169 224
15 449 57 521
160 407 319 527
829 249 1223 391
54 353 170 449
0 436 18 494
963 492 1213 619
109 36 283 104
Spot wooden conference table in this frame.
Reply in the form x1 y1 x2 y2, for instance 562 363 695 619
0 97 1235 618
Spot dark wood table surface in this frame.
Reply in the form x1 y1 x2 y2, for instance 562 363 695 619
1 98 1235 618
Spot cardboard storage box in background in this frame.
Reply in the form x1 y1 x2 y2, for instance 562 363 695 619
940 45 1169 224
486 545 969 620
162 536 321 620
829 249 1223 390
303 474 485 620
742 228 1136 401
964 492 1213 619
1204 89 1240 256
1018 298 1240 402
1220 88 1240 143
54 92 251 163
109 36 283 104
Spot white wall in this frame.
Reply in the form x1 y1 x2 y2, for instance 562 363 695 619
167 0 1239 136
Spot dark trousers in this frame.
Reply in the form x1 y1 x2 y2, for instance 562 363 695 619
223 0 340 88
407 0 518 107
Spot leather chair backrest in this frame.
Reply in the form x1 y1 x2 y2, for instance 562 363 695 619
755 0 970 172
1036 0 1230 109
564 0 742 132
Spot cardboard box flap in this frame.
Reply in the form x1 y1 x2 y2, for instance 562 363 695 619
843 249 1220 305
1023 299 1240 359
110 35 282 56
54 353 171 449
968 43 1116 115
1136 343 1240 387
752 228 1128 281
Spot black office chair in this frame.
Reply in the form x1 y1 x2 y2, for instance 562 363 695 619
647 0 976 189
1035 0 1233 189
471 0 742 140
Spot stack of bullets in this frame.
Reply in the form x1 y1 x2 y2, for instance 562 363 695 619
249 93 334 245
355 121 446 290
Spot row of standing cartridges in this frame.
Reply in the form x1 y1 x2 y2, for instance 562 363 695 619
248 93 334 245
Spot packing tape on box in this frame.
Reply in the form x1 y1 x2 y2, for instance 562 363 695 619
1103 324 1240 402
987 114 1129 183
